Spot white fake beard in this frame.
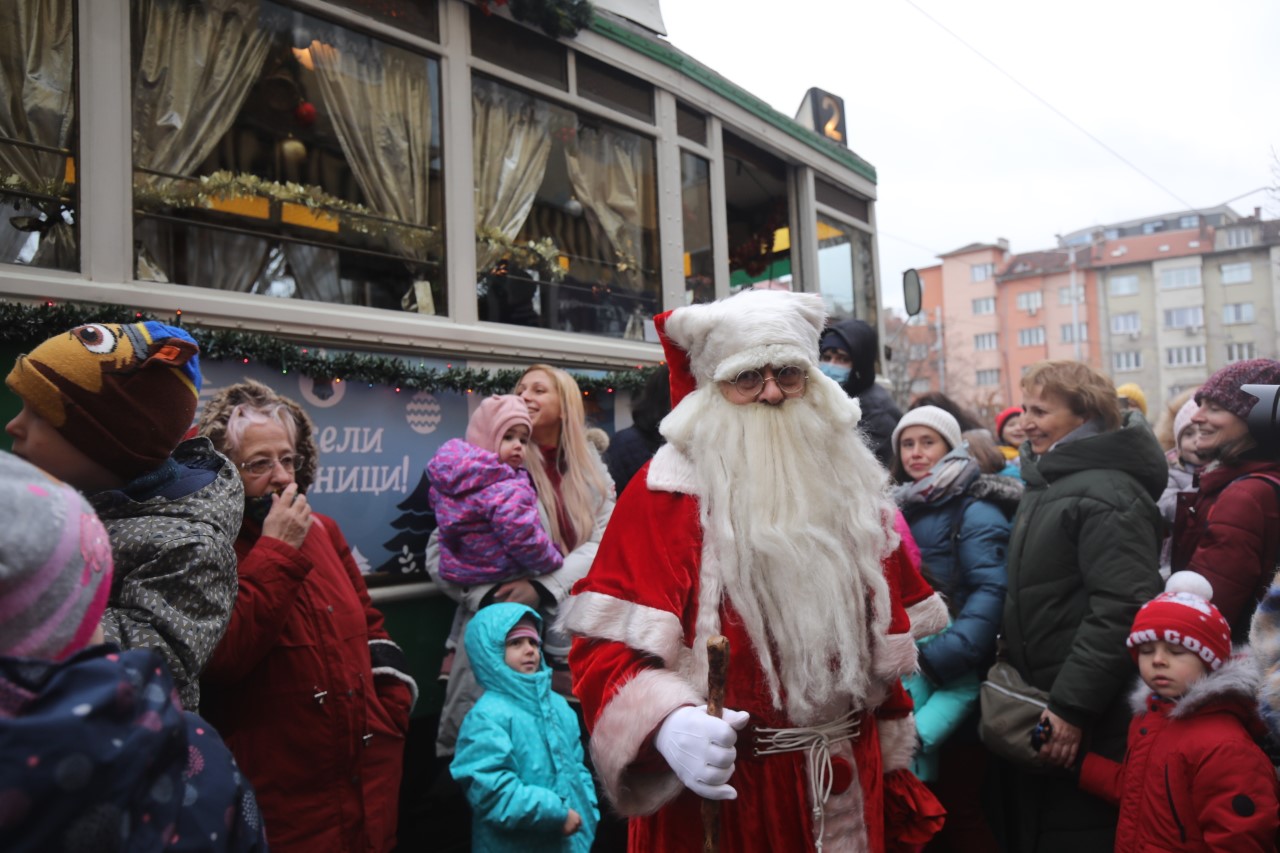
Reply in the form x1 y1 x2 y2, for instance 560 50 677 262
662 375 897 723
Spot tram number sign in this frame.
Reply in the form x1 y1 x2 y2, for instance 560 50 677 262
795 87 847 147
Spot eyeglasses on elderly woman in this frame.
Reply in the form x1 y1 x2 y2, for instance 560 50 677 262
238 453 307 477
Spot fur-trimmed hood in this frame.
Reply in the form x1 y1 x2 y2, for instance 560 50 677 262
195 378 319 493
966 472 1024 518
1129 647 1263 723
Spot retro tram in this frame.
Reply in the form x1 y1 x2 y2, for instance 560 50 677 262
0 0 891 800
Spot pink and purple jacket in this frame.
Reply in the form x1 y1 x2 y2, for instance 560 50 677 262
427 438 563 586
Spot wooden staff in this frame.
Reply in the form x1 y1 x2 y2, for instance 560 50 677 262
702 635 730 853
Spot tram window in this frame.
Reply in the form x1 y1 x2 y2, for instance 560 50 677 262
0 0 78 272
474 76 660 339
470 7 568 91
676 102 707 145
326 0 439 42
576 54 654 123
723 132 790 294
130 1 446 315
817 216 875 326
681 151 715 304
815 179 869 224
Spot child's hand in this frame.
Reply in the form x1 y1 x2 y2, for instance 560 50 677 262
562 808 581 836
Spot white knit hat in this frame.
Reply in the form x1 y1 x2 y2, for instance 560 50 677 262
891 406 963 454
661 289 826 386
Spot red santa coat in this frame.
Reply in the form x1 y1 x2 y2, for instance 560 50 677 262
567 454 925 853
201 515 416 853
1079 656 1279 852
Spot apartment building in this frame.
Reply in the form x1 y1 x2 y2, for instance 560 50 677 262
1096 210 1279 408
907 206 1278 422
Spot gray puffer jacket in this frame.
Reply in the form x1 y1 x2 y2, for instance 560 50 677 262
90 437 243 710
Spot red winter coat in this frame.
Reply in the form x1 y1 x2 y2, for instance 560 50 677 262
1079 656 1279 852
1172 458 1280 642
201 514 415 853
566 454 928 853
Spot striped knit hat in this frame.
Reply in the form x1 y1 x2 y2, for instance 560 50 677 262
0 451 114 660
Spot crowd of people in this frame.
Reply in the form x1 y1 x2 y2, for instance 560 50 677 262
3 297 1280 852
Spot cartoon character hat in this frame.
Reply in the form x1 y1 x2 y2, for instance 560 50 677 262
892 405 963 454
995 406 1022 443
1115 382 1148 417
465 394 532 454
1127 572 1231 672
1196 359 1280 420
655 289 826 406
0 451 113 660
6 321 202 480
1173 397 1199 445
506 616 541 646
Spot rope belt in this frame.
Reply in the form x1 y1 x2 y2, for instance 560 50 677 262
751 710 861 852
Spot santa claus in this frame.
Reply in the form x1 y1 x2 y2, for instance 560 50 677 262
566 290 947 852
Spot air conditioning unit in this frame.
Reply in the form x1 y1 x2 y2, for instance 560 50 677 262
1128 331 1141 341
1185 324 1201 336
1028 307 1038 317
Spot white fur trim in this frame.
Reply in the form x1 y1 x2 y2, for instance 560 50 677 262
906 595 950 640
878 714 917 772
370 667 419 711
873 632 918 681
589 667 703 816
645 443 699 495
662 290 826 387
562 591 687 668
713 343 814 383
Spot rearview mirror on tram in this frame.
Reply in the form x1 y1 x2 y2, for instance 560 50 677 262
903 269 922 317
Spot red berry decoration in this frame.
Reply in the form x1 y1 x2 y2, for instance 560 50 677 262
294 101 317 127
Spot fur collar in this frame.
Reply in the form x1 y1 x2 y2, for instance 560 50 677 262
1127 647 1261 720
645 443 699 495
966 473 1024 518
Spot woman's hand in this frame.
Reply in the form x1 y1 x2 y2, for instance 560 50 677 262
262 483 312 549
492 579 540 607
1039 709 1082 769
562 808 581 836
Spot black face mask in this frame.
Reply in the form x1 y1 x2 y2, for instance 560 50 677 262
244 493 275 526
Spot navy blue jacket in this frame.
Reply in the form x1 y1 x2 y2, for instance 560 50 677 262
903 475 1019 684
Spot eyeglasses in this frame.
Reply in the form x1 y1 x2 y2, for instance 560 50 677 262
238 454 307 477
725 365 808 399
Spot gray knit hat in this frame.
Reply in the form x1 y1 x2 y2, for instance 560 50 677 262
892 405 963 454
0 450 114 660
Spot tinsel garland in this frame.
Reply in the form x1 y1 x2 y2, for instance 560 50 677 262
0 300 658 396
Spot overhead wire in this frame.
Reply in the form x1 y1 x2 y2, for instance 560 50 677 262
901 0 1198 211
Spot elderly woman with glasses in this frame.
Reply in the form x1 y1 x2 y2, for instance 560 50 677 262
195 380 417 853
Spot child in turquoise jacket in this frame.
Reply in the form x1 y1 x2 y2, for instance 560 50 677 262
902 626 981 782
451 603 598 852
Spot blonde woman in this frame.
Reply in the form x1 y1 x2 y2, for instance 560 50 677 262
429 364 615 757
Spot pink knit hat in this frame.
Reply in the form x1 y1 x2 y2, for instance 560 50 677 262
0 450 114 660
465 394 532 454
1173 397 1199 445
506 616 541 646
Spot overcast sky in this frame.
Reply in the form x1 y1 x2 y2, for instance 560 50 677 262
659 0 1280 312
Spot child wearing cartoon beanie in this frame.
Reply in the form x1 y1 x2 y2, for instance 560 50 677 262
1078 572 1279 852
450 604 598 852
0 450 267 852
5 321 243 710
428 395 564 680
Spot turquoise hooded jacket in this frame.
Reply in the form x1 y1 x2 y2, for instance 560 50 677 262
450 604 598 852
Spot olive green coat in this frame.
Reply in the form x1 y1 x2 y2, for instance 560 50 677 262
1003 414 1167 750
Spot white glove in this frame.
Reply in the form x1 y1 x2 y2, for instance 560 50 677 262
654 704 750 800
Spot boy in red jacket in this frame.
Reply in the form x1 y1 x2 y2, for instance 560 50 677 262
1078 572 1279 852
